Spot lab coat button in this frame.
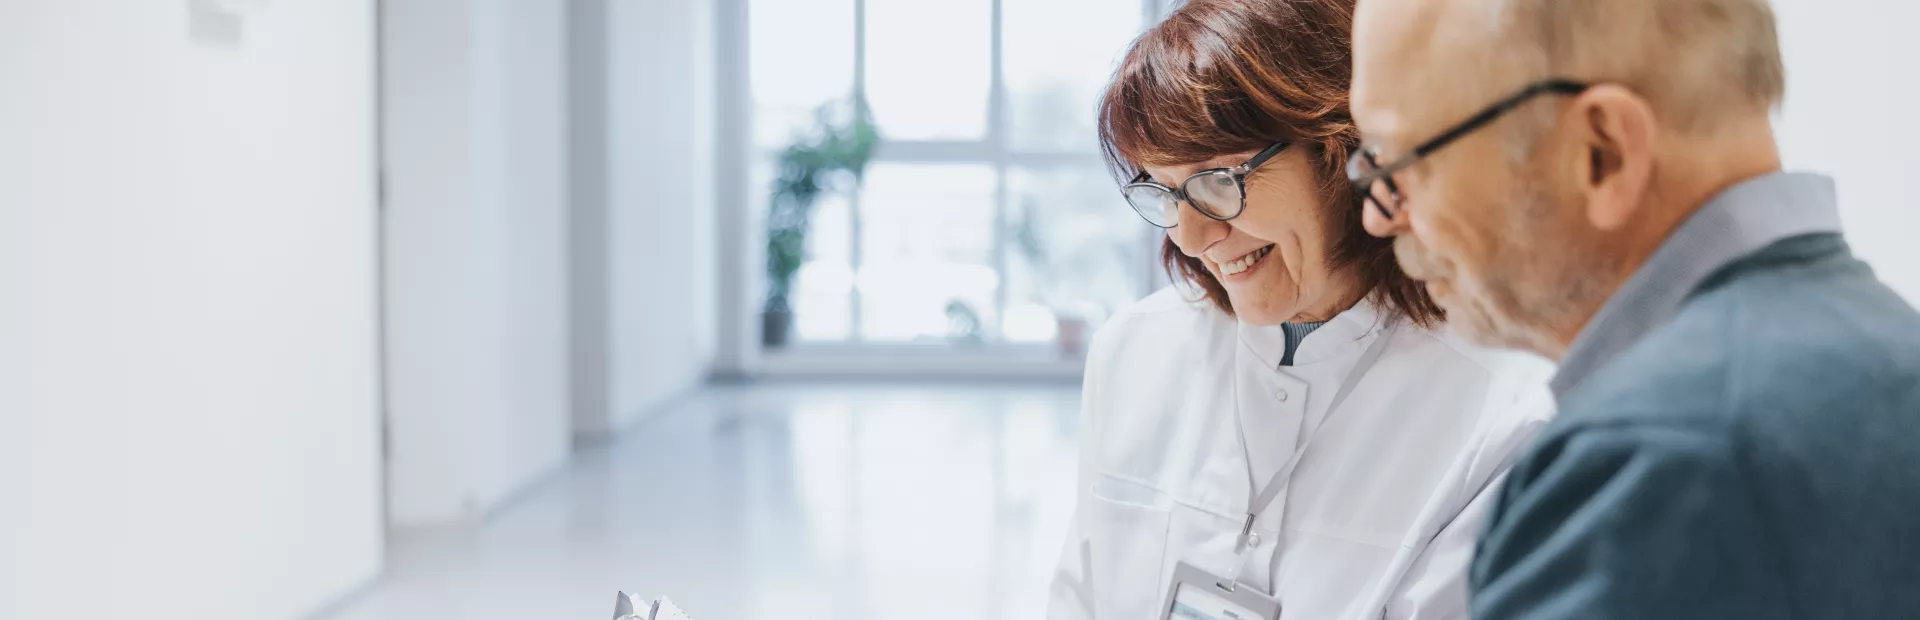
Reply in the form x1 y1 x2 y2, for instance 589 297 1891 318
1275 389 1290 402
1247 531 1262 547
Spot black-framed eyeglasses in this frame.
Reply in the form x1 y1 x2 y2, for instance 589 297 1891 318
1122 141 1292 229
1346 79 1591 220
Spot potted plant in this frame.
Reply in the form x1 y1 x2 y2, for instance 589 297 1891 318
763 98 878 348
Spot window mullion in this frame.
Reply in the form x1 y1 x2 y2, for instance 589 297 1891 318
849 0 868 343
988 0 1010 344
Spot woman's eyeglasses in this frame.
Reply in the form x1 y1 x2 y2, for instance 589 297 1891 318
1121 142 1292 229
1346 79 1591 221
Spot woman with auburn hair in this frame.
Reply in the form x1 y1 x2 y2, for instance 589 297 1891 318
1048 0 1554 618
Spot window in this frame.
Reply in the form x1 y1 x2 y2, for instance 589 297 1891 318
751 0 1159 355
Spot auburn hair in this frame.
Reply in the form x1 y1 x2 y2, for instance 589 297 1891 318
1097 0 1441 327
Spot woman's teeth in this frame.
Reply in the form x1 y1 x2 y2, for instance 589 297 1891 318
1220 245 1274 276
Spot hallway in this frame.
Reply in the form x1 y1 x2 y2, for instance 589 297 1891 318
318 382 1082 620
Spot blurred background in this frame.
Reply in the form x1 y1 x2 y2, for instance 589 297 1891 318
0 1 1915 619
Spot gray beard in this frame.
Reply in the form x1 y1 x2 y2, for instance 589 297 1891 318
1447 182 1622 358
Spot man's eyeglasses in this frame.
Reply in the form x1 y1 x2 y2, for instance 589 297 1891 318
1122 141 1292 229
1346 79 1591 220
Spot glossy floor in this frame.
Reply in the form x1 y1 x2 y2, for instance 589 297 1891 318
318 381 1082 620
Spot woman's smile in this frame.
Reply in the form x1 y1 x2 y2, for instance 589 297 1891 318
1214 243 1277 281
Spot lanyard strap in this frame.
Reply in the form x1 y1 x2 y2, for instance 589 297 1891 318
1234 322 1399 551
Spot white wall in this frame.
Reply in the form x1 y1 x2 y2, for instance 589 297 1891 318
570 0 719 437
711 0 756 376
0 2 382 619
383 0 572 526
1774 0 1920 302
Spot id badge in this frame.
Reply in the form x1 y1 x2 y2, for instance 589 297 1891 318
1160 561 1281 620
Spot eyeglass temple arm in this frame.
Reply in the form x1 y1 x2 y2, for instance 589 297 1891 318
1238 141 1292 172
1366 79 1591 183
1405 79 1589 163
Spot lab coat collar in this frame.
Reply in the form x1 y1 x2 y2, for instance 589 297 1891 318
1238 294 1389 369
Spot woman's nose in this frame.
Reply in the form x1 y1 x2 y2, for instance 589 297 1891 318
1169 200 1229 256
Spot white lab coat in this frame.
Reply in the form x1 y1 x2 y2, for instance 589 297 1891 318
1049 288 1555 620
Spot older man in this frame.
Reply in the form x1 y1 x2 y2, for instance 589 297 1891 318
1348 0 1920 617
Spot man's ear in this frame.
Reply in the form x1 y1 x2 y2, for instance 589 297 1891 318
1567 85 1657 231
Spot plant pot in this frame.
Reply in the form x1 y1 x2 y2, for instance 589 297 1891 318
1056 315 1090 359
762 310 795 349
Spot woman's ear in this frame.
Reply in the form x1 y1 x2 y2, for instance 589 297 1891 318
1569 85 1658 231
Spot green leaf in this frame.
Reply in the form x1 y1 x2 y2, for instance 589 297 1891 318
764 95 885 306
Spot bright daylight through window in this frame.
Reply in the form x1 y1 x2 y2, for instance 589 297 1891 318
749 0 1159 357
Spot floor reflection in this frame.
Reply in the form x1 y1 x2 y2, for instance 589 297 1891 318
319 381 1081 620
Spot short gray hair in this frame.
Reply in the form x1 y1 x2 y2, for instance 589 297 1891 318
1487 0 1785 138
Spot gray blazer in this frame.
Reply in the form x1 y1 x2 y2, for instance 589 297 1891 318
1469 230 1920 618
